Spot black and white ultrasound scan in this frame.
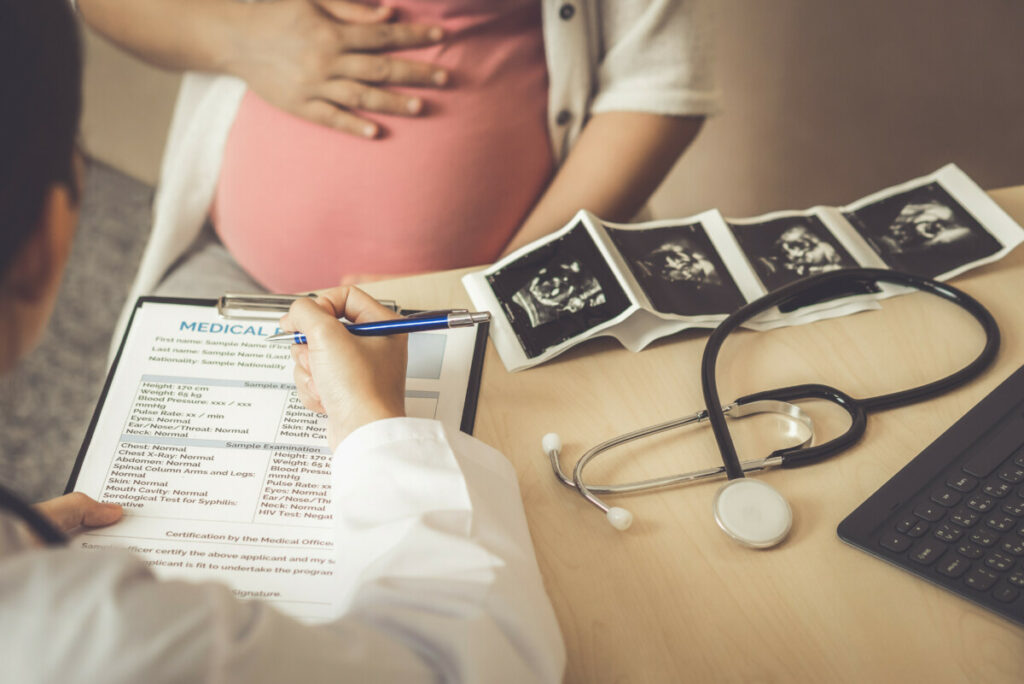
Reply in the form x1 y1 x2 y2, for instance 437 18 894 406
728 215 858 289
728 214 881 311
843 182 1001 278
605 222 747 316
465 164 1023 371
486 221 631 358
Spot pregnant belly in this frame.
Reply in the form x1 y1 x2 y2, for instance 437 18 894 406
214 67 552 293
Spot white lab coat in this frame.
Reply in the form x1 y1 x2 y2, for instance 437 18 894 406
0 418 565 683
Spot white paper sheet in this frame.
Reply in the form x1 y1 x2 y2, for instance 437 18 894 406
70 300 482 623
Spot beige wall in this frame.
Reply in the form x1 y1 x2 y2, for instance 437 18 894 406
650 0 1024 219
80 29 179 186
80 1 1024 217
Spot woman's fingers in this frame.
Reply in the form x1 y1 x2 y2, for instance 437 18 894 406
337 21 443 52
34 493 123 533
314 79 425 117
332 53 448 87
231 1 445 135
300 100 380 138
291 344 326 413
313 286 402 325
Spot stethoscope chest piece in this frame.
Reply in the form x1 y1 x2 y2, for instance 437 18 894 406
712 479 792 549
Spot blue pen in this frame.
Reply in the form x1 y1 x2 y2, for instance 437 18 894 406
264 310 491 344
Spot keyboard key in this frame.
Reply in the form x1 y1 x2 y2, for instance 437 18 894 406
1002 499 1024 517
964 566 1000 591
983 480 1012 498
930 488 962 507
950 507 981 527
992 584 1020 603
914 503 945 521
880 532 912 553
948 474 979 492
1015 445 1024 468
967 495 994 513
909 539 946 565
1009 569 1024 587
986 513 1016 533
998 465 1024 484
934 523 963 543
985 551 1015 571
1001 539 1024 556
971 528 999 547
936 553 971 578
907 521 929 538
895 515 918 533
957 541 984 559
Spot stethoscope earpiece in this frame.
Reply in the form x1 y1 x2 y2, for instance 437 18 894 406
541 432 562 458
543 433 633 531
605 507 633 531
712 479 792 549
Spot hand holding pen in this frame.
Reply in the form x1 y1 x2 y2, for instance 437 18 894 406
278 287 490 449
281 287 411 449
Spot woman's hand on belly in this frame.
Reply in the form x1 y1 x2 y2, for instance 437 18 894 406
226 0 449 138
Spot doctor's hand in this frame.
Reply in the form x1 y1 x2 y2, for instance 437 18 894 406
35 493 123 534
281 286 407 450
227 0 448 138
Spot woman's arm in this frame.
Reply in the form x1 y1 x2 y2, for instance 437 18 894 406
77 0 449 136
501 111 704 255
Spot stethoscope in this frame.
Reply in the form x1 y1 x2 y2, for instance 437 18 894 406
544 268 1000 548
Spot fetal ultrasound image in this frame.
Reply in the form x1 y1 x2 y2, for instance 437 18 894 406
843 182 1000 278
728 215 860 289
605 222 746 316
728 215 878 310
486 222 631 358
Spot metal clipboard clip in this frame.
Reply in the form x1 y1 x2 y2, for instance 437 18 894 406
216 293 400 320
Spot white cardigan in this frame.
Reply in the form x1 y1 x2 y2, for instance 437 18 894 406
0 418 565 682
115 0 719 342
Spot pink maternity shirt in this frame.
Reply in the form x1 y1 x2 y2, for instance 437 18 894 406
212 0 553 293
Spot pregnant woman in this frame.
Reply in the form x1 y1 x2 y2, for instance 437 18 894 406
77 0 717 324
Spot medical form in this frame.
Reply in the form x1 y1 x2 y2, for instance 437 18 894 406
66 298 486 623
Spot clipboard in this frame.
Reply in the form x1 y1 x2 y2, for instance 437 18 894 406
67 295 489 496
61 295 489 622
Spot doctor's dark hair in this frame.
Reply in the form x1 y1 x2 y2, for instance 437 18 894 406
0 0 83 279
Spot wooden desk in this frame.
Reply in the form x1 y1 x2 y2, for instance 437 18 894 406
364 187 1024 682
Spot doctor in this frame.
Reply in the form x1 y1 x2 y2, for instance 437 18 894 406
0 0 564 681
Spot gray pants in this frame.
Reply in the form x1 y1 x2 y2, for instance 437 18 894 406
153 224 268 298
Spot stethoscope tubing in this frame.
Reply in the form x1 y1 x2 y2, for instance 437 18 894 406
700 268 1000 481
549 399 814 508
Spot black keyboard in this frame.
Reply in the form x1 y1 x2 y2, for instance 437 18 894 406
838 364 1024 627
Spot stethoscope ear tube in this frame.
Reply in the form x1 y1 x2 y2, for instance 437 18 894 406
701 268 1000 483
736 385 867 468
